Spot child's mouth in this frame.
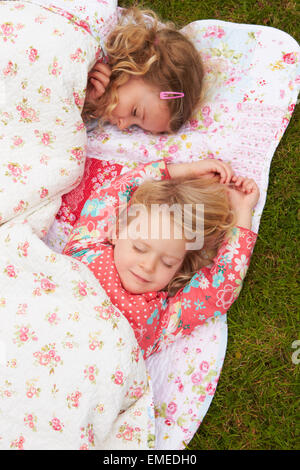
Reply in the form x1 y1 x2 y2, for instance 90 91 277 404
131 271 150 283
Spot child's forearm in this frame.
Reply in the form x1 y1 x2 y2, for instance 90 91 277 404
166 163 186 179
235 208 253 231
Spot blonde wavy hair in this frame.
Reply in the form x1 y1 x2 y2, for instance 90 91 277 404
109 175 235 297
82 5 205 132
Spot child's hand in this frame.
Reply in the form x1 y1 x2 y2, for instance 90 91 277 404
86 61 112 102
227 176 260 230
228 176 260 209
167 159 234 183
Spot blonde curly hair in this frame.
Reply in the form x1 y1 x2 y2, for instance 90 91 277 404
82 5 205 133
109 175 235 297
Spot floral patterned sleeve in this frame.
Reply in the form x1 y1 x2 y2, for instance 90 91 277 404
154 226 257 349
63 159 171 258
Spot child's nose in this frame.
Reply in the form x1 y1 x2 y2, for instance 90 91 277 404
140 255 157 273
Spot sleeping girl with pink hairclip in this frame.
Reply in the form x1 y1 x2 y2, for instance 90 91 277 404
82 5 202 135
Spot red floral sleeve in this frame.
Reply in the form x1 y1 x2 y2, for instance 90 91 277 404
153 226 257 352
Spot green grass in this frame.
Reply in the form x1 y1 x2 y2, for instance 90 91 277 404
119 0 300 450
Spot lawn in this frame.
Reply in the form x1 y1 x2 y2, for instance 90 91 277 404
119 0 299 450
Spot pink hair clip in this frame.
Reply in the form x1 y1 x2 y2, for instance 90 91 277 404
160 91 184 100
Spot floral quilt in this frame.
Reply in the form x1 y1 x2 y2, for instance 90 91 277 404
0 220 154 449
0 0 102 236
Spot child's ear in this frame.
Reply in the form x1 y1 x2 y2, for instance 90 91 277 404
107 225 117 245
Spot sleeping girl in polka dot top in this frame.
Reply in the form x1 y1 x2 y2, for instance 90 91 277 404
63 158 259 359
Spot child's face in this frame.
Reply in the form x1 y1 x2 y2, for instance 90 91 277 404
109 76 171 134
112 209 186 294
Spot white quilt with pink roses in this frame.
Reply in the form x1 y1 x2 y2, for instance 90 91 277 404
0 0 104 236
0 219 155 450
0 0 155 450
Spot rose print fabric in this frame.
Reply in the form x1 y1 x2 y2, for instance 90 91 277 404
63 159 257 359
25 0 118 51
0 0 101 236
0 220 155 450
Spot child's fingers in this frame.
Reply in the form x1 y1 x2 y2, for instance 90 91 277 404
241 178 251 191
246 183 255 193
92 62 112 77
90 78 105 98
206 161 226 182
243 178 256 193
216 161 233 184
217 166 227 183
233 175 244 187
219 165 230 184
229 174 260 206
89 70 110 88
223 162 234 183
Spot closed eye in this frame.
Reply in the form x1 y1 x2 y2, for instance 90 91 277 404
162 261 173 268
133 245 144 253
